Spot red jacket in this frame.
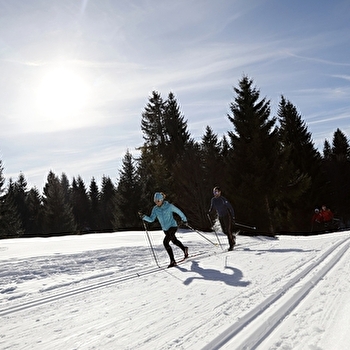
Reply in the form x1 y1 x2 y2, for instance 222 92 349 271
321 208 333 222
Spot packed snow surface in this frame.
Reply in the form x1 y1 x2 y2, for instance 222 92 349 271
1 229 350 349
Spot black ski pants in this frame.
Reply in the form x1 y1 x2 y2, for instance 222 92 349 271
163 226 186 262
219 214 235 249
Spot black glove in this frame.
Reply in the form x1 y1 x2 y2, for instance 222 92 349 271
138 211 145 219
231 217 236 226
180 220 188 226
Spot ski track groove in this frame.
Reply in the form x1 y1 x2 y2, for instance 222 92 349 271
0 249 233 317
0 237 266 317
202 236 350 350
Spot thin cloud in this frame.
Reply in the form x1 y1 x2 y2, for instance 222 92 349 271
283 51 350 67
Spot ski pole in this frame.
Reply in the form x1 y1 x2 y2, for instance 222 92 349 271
235 222 257 230
141 219 160 268
207 214 223 249
185 223 219 247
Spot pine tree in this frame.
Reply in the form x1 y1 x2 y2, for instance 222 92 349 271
189 126 228 229
138 91 193 197
322 129 350 225
332 128 350 161
0 174 23 238
115 150 143 229
172 142 207 229
163 92 194 203
88 177 100 231
26 187 43 236
42 171 76 235
141 91 166 150
99 175 116 232
60 173 71 203
0 160 6 237
71 176 91 232
277 96 322 231
323 140 332 160
200 126 226 190
163 92 192 157
13 172 30 234
139 91 169 191
227 76 280 233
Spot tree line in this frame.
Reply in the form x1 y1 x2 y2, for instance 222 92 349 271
1 76 349 239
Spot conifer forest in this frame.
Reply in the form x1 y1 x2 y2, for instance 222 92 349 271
1 76 349 239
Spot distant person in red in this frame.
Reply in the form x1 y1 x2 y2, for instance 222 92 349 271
311 208 324 232
321 205 334 224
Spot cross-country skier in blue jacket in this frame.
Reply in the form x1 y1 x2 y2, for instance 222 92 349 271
140 192 188 268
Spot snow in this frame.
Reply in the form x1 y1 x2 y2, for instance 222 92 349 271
1 229 350 349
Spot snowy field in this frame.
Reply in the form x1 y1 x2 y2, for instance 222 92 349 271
1 228 350 349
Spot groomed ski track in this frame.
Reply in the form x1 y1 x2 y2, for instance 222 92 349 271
203 235 350 349
0 239 263 317
0 251 210 317
2 233 350 349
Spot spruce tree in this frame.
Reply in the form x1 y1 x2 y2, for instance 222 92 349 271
139 91 193 198
141 91 166 150
42 171 76 235
322 129 350 225
172 141 207 229
71 176 91 232
60 173 71 203
163 92 194 204
13 173 30 234
114 150 143 229
0 160 6 237
139 91 169 191
26 187 43 236
227 76 280 233
99 175 116 232
0 176 23 238
163 92 192 157
323 140 332 160
277 96 322 231
332 128 350 161
193 126 228 229
88 177 100 231
200 126 226 190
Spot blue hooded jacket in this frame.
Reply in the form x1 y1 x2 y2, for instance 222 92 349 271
143 201 187 231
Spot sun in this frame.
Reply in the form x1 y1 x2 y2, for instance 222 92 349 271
36 66 89 126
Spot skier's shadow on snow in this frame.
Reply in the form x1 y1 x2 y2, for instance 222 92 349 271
178 261 250 287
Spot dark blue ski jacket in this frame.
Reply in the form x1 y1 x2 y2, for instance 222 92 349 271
209 196 235 219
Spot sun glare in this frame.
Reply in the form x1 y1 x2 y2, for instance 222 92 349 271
36 66 89 126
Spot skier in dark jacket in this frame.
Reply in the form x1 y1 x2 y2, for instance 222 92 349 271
208 186 236 251
140 192 188 268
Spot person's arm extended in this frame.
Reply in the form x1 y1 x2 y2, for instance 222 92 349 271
142 207 157 223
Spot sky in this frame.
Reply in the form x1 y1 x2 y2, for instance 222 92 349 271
1 0 350 191
1 229 350 348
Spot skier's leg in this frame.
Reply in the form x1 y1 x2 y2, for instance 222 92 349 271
220 215 234 250
227 218 236 249
163 231 175 263
168 227 188 257
227 232 235 250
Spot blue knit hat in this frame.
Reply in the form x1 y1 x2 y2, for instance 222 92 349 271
154 192 165 202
